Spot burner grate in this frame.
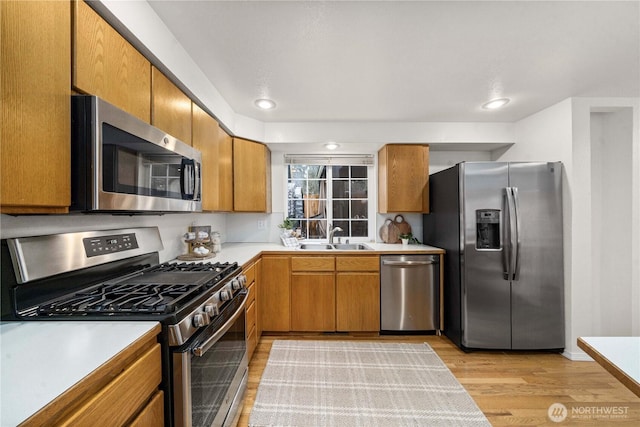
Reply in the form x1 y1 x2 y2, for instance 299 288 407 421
145 262 239 288
37 282 202 315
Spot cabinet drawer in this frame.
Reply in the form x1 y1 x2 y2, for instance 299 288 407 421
60 343 162 426
291 256 335 271
247 325 257 360
129 390 164 427
336 256 379 272
246 300 256 332
247 282 256 307
244 262 256 286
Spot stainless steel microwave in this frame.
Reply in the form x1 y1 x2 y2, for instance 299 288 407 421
71 95 202 213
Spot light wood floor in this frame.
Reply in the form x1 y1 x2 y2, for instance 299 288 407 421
238 334 640 426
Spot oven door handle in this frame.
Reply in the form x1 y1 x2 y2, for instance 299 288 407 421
192 293 247 357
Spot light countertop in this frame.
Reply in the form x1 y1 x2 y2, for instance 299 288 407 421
0 321 160 426
189 242 445 267
578 336 640 397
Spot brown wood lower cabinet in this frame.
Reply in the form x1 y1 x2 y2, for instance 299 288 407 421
291 273 336 331
336 273 380 332
244 260 259 360
336 256 380 332
261 254 380 333
23 325 163 427
260 256 290 332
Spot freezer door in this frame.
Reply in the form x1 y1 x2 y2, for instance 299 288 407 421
461 162 511 349
508 162 564 350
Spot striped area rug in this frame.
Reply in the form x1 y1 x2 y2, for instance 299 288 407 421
249 340 491 427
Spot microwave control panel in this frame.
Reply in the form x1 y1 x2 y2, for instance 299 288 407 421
83 233 140 257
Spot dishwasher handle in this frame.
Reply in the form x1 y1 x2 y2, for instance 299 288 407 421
382 260 436 266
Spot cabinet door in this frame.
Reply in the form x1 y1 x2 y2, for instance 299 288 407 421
216 125 234 211
151 66 192 145
291 273 335 332
260 256 290 332
192 104 219 211
73 0 151 123
336 273 380 332
1 0 70 213
378 144 430 213
233 138 271 212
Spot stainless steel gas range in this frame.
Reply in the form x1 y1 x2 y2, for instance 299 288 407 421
1 227 248 427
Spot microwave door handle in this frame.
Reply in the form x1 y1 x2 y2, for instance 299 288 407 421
194 162 201 201
180 159 194 198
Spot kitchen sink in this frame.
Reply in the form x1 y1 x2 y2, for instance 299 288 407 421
298 244 334 250
332 243 372 250
298 243 372 251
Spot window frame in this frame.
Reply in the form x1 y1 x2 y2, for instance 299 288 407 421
284 161 376 243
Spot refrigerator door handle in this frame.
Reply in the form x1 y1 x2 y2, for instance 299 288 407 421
512 187 522 281
505 187 518 280
502 188 512 280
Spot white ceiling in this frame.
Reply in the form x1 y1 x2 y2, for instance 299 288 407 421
147 0 639 124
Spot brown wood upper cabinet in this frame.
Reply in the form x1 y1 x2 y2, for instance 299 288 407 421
192 104 233 211
151 66 192 145
73 0 151 123
378 144 430 213
233 138 271 212
216 126 234 211
1 0 71 214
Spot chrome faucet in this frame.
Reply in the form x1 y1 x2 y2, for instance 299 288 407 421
329 226 343 244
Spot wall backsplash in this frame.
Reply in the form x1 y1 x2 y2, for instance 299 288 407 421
0 213 226 263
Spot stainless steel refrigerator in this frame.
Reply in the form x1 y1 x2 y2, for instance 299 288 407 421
423 162 564 351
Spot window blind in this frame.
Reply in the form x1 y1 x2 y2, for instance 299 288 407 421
284 154 375 166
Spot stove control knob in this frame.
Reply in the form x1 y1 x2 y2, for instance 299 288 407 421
204 304 218 317
238 275 247 286
231 278 242 290
192 313 207 328
219 289 232 302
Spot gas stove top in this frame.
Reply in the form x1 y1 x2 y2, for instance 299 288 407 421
1 228 245 346
34 262 239 316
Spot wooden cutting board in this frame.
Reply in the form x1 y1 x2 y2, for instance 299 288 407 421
379 219 393 243
380 217 411 243
393 215 412 238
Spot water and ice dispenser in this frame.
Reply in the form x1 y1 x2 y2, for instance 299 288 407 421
476 209 501 249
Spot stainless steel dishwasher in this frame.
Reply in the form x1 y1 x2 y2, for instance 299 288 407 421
380 254 440 332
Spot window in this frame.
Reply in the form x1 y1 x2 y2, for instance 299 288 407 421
285 159 373 240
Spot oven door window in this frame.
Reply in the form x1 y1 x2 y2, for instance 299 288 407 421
102 123 197 200
175 296 247 427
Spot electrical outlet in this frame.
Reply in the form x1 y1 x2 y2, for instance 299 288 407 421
257 220 266 230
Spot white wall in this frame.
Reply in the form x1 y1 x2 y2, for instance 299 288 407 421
498 97 640 360
590 109 634 336
0 213 226 263
570 98 640 359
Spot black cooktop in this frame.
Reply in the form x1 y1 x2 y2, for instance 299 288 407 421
35 262 240 316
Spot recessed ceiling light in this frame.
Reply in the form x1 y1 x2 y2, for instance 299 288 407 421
254 98 276 110
482 98 510 110
324 142 340 150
